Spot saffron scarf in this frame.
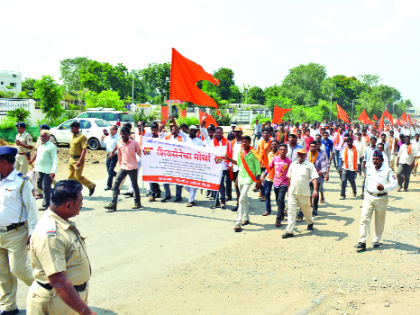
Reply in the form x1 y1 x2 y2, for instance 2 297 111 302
165 134 183 141
214 137 232 161
407 143 412 155
309 151 318 164
344 146 358 171
258 140 272 166
334 132 341 146
267 151 280 180
240 147 269 183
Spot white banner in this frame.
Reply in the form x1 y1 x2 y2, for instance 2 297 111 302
141 137 227 190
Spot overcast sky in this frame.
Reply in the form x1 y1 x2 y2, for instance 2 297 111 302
2 0 419 106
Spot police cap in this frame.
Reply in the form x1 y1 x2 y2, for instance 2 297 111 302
373 150 383 158
0 147 18 157
16 122 26 128
39 124 50 130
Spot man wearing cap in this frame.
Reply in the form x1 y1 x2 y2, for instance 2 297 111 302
227 123 237 141
356 150 398 251
282 148 319 238
68 121 96 197
14 122 33 175
27 180 97 315
0 147 38 315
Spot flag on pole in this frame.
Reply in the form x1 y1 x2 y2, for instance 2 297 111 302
384 110 393 124
401 113 407 121
198 110 219 128
378 112 385 130
372 114 378 121
357 110 373 125
272 105 292 124
170 48 221 114
336 104 350 123
408 114 412 125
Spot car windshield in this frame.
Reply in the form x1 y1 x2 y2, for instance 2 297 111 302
120 114 133 122
95 120 111 127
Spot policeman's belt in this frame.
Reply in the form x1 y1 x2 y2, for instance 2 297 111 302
0 222 26 232
71 155 81 159
367 191 387 197
37 281 87 292
18 153 26 155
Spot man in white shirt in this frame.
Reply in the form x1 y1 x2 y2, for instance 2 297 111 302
353 132 366 175
229 127 243 211
412 133 420 176
379 133 390 160
387 130 398 171
356 150 398 251
396 136 415 191
339 138 360 200
282 149 319 239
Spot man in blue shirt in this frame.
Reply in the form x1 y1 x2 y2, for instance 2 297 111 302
101 125 119 190
286 133 303 162
322 132 334 164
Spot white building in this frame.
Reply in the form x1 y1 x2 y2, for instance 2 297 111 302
0 70 22 95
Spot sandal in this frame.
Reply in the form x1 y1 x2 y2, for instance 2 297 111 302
320 198 325 204
234 224 242 232
187 202 196 207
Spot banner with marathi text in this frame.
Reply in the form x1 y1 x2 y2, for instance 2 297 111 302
141 137 226 190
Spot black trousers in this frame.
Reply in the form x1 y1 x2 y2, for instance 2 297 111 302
341 169 356 197
274 185 288 221
106 154 118 189
310 182 321 210
150 183 161 198
112 169 141 204
37 172 52 207
397 163 412 189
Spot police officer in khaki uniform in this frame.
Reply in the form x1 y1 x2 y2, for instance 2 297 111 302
27 180 97 315
356 150 398 251
0 147 38 315
14 122 33 175
68 121 95 196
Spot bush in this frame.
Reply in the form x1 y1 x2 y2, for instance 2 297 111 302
175 117 199 127
7 108 30 123
0 116 18 129
36 117 68 127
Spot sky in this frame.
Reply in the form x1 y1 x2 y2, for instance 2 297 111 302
1 0 419 106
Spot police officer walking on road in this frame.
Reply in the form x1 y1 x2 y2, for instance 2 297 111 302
0 147 38 315
356 150 398 251
27 180 97 315
68 121 96 196
14 122 33 175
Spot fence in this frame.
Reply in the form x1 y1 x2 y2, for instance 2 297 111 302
0 98 45 126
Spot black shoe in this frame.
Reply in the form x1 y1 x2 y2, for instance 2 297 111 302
206 191 211 197
339 196 346 200
282 233 294 239
209 197 215 201
173 198 182 202
312 210 318 216
146 191 153 196
307 224 313 231
373 242 380 248
104 187 112 191
356 242 366 250
226 197 232 201
231 205 238 212
89 185 96 197
161 196 171 202
0 309 19 315
123 191 133 196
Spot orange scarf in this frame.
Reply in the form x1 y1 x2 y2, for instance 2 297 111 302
258 140 272 167
407 143 412 155
240 147 269 183
364 134 370 143
268 151 280 180
165 134 182 141
334 132 341 145
214 137 232 161
309 151 318 164
344 146 358 171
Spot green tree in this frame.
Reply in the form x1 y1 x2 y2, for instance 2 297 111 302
34 75 65 123
213 67 235 100
137 62 171 103
6 107 30 122
246 86 265 105
84 90 125 110
21 77 39 94
229 85 241 103
59 57 92 91
264 84 282 99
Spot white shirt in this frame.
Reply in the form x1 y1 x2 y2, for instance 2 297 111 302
413 139 420 157
287 160 319 196
398 143 415 165
200 128 229 170
180 131 205 147
0 169 38 235
353 139 366 159
310 129 319 139
380 141 390 159
365 163 398 195
232 139 242 172
340 146 360 171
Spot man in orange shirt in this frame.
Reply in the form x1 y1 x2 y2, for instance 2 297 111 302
256 129 272 201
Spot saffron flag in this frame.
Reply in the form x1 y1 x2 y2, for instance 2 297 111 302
401 113 407 121
161 106 168 124
378 112 385 130
408 114 412 125
372 114 378 121
336 104 350 123
357 110 373 124
170 48 221 114
384 110 393 124
199 110 219 128
397 118 402 126
272 105 292 124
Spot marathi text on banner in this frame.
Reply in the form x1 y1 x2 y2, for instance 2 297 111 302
141 138 227 190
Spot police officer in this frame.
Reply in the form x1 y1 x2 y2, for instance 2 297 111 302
27 180 97 315
0 147 38 315
356 150 398 251
15 122 33 175
68 121 96 196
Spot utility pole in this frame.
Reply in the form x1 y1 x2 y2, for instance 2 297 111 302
329 94 333 121
132 75 134 104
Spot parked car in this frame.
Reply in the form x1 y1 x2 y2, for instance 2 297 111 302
50 118 111 150
76 108 134 126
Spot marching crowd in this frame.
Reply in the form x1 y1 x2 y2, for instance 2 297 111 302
0 117 418 314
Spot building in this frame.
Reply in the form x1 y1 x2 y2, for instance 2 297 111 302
0 70 22 94
407 107 420 119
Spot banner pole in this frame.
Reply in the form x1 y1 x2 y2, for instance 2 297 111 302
141 124 144 198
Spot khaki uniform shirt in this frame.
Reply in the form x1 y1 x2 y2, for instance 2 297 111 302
15 131 33 153
30 210 91 285
69 133 87 157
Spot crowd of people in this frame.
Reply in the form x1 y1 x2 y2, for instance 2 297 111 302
0 117 418 314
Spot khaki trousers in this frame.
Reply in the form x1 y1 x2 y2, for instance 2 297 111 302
389 152 396 170
286 194 313 233
359 192 388 243
0 225 34 311
14 155 29 175
68 158 95 190
27 281 89 315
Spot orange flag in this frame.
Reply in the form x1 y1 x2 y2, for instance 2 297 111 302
378 112 385 130
336 104 350 123
397 118 402 126
384 110 393 124
272 105 292 124
408 114 412 125
401 113 407 121
170 48 221 114
372 114 378 121
199 110 219 128
357 110 370 124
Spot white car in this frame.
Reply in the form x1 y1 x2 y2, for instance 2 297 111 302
50 118 111 150
76 108 134 126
